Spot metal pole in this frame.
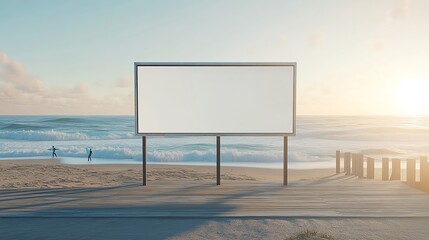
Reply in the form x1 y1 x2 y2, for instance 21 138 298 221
216 136 221 185
284 136 288 186
142 136 147 186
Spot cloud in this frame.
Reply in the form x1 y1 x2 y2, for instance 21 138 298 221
0 51 26 84
0 52 46 95
0 51 86 110
0 51 133 114
389 0 410 20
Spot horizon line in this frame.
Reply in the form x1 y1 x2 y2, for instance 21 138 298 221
1 114 428 117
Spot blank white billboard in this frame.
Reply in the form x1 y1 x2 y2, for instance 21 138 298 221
135 63 296 136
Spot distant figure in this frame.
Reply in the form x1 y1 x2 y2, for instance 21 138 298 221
51 146 58 158
88 148 93 161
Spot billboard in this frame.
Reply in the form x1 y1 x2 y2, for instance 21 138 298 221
135 63 296 136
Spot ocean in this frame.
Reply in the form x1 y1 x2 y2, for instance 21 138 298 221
0 115 428 169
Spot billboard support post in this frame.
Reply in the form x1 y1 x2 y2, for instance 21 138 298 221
217 136 221 185
284 136 288 186
142 136 147 186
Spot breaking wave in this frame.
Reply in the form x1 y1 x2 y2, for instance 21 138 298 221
0 145 329 164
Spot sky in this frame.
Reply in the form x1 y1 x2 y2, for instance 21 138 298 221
1 0 429 116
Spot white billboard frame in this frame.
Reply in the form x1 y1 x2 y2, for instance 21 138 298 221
134 62 297 136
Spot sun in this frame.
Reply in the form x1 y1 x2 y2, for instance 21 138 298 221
394 78 429 116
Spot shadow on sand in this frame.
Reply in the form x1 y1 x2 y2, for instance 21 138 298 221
0 181 285 239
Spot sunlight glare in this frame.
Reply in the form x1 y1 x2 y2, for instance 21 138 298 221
394 78 429 116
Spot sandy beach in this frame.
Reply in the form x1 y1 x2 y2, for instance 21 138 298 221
1 159 429 239
0 159 333 188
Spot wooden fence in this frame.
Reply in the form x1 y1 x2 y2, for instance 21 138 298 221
335 150 429 187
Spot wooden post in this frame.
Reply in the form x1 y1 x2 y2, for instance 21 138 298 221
390 158 401 180
336 150 340 174
367 157 374 179
344 152 351 175
216 136 221 185
358 154 364 178
382 158 389 181
421 156 428 186
284 136 288 186
142 136 147 186
407 159 416 184
351 154 357 176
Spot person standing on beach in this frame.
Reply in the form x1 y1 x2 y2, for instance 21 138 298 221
51 146 58 158
88 148 93 161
